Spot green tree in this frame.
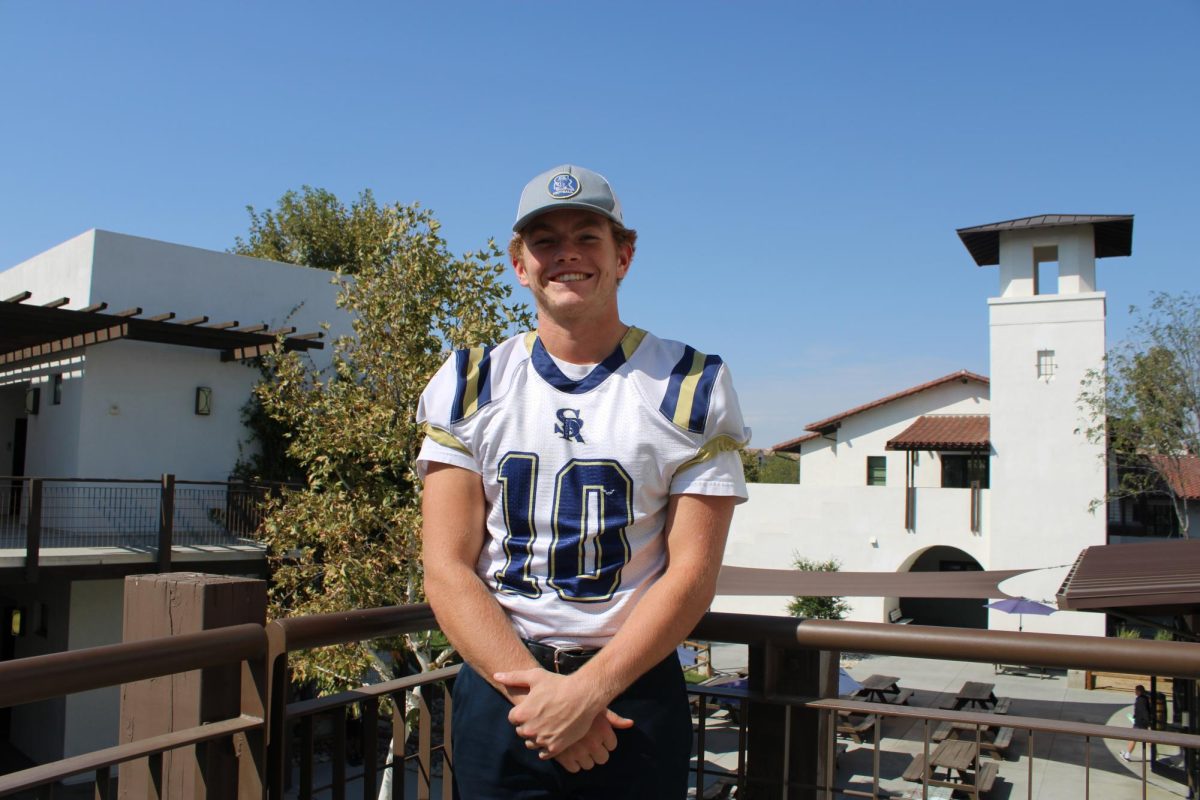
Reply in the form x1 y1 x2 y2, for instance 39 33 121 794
786 556 851 620
242 190 532 692
739 449 762 482
1079 292 1200 537
232 186 393 274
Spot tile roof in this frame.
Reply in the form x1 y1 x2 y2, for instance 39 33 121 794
1148 454 1200 500
772 370 989 452
886 415 990 451
956 214 1133 267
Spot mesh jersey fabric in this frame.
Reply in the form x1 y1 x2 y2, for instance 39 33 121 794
416 327 749 647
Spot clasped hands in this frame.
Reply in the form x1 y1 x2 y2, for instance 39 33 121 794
494 667 632 773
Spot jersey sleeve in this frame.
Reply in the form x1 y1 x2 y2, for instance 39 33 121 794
415 352 481 479
670 362 751 500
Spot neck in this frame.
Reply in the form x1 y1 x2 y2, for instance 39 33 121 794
536 315 629 364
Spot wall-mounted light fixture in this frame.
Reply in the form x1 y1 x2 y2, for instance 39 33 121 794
195 386 213 416
52 374 63 405
24 387 39 415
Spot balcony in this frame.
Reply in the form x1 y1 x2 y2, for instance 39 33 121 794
0 574 1195 799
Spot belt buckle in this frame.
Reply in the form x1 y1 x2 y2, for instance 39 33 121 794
552 646 584 674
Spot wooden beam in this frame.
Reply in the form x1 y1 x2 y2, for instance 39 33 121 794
78 302 108 313
205 321 239 330
222 342 278 362
290 331 325 341
176 316 209 326
145 312 176 322
264 327 297 337
4 292 31 304
0 323 128 367
113 307 143 318
233 323 268 334
41 297 70 309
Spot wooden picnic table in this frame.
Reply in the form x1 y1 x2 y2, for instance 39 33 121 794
853 674 912 705
953 681 1000 710
903 739 1000 797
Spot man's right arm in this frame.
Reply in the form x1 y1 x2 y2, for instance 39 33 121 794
421 461 540 699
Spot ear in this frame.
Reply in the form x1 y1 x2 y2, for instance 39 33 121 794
616 242 633 280
512 251 531 287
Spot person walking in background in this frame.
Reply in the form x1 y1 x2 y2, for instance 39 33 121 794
1123 684 1153 761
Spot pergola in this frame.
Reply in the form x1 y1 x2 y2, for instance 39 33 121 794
0 291 323 371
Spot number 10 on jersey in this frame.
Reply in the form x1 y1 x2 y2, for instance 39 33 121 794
495 453 633 602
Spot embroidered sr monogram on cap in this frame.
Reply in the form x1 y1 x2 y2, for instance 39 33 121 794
547 173 581 199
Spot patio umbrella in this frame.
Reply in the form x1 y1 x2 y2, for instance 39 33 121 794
986 596 1056 632
839 667 863 696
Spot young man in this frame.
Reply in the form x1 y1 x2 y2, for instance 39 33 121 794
418 165 749 798
1123 684 1153 761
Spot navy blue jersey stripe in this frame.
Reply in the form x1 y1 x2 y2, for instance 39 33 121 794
687 354 724 433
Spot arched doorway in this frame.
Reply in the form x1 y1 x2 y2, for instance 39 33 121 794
895 546 987 629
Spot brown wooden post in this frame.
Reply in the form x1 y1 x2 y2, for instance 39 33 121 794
24 479 41 584
157 474 175 573
117 573 267 799
744 640 821 799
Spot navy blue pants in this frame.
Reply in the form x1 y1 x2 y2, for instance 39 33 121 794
450 652 692 799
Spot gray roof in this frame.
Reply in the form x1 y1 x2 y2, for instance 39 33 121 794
957 214 1134 267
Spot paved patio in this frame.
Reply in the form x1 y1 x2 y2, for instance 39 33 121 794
697 645 1191 798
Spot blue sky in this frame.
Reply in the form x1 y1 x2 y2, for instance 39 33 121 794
2 2 1196 447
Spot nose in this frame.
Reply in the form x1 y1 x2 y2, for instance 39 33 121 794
553 240 580 262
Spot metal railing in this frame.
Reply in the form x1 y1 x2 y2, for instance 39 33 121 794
0 603 1196 798
0 475 285 578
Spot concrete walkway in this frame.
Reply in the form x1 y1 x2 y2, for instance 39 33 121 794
697 645 1192 799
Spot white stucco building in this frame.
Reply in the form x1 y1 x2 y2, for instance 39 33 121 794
716 215 1140 638
0 230 347 767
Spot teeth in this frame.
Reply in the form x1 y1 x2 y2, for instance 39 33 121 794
554 273 588 283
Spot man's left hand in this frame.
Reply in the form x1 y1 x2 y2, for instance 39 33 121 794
494 667 631 758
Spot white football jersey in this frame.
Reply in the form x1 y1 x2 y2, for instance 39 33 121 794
416 327 749 647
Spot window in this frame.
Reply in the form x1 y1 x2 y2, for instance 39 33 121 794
1036 350 1056 380
1034 245 1058 296
866 456 886 486
941 454 989 488
52 374 63 405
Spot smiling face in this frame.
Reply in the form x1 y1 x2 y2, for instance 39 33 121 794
512 208 633 332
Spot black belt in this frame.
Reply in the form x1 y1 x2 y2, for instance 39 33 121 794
523 640 600 675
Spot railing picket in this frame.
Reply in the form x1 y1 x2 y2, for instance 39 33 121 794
441 683 454 800
94 765 111 800
362 698 379 800
24 478 41 583
300 715 314 799
391 692 407 800
157 473 174 573
417 687 432 800
332 707 347 800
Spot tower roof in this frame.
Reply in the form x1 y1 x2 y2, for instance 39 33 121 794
956 214 1133 267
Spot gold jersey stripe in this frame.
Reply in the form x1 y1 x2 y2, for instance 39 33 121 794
460 346 488 418
671 349 708 429
423 423 472 455
677 433 748 473
620 326 647 359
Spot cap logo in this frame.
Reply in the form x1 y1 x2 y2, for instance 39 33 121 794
547 173 581 199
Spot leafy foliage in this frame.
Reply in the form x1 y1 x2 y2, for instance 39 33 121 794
242 190 532 691
232 186 393 274
1079 292 1200 537
786 556 851 620
740 449 799 484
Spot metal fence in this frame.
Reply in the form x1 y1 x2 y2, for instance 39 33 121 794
0 475 278 553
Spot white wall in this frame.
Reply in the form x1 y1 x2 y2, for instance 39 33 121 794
715 483 991 622
0 230 351 481
795 381 988 489
63 580 123 762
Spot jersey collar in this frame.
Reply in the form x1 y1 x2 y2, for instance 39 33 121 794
528 327 646 394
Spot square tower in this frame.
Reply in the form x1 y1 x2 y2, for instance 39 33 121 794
957 215 1133 635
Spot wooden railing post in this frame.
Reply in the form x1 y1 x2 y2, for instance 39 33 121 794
157 474 175 573
745 640 821 799
24 479 41 583
118 573 268 799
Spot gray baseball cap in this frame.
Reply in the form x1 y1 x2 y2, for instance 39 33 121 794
513 164 624 232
